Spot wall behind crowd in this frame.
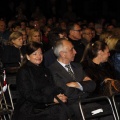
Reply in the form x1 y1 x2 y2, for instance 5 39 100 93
0 0 120 21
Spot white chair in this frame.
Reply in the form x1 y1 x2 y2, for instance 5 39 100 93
112 94 120 120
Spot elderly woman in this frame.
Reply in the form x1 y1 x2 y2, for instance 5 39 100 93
12 42 68 120
1 31 26 69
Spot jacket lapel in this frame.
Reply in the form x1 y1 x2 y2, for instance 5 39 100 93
53 61 76 83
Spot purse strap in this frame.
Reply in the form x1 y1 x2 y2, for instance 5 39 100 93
111 80 120 92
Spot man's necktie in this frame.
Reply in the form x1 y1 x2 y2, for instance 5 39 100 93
65 65 75 80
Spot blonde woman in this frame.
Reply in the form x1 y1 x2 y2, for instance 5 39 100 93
105 36 119 53
27 28 47 52
2 31 26 68
28 28 42 43
99 31 112 41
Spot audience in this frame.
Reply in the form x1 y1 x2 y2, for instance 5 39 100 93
18 28 28 45
43 28 67 67
94 23 103 40
49 38 96 120
111 40 120 80
11 22 21 32
28 28 42 43
0 20 11 45
105 36 119 59
67 22 85 62
12 42 69 120
1 31 26 69
81 41 116 96
81 28 93 47
1 3 120 119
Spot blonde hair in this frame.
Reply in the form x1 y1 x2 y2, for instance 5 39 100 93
28 28 42 43
105 36 119 51
7 31 23 45
99 31 112 41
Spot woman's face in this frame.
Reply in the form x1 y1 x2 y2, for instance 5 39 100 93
100 46 110 63
12 36 23 48
22 31 27 42
27 48 43 65
32 32 41 43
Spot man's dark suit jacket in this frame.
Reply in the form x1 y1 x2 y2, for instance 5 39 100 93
49 61 96 120
49 61 96 103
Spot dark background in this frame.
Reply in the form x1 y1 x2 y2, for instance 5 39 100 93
0 0 120 21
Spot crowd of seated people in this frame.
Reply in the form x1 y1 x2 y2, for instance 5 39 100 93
1 8 120 119
12 42 68 120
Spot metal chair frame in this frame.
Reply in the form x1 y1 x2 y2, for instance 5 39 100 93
0 82 12 120
79 96 117 120
112 94 120 120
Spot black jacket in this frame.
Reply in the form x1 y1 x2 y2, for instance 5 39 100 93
49 61 96 103
81 60 115 96
68 37 85 62
1 45 26 68
12 61 67 120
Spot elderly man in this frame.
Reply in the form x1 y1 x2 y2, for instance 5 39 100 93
49 38 96 120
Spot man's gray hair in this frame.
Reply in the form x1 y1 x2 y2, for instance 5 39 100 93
53 38 68 57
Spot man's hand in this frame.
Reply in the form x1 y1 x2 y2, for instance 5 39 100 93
66 82 80 88
104 78 113 83
83 76 91 81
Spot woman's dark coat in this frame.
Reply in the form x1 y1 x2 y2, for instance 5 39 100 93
12 61 67 120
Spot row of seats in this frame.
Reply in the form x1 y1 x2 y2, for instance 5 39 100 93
79 94 120 120
0 74 120 120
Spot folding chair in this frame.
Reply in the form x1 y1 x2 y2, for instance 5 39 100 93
0 81 12 120
79 96 117 120
112 94 120 120
6 76 18 110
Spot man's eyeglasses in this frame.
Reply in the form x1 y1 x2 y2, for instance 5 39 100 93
84 33 93 35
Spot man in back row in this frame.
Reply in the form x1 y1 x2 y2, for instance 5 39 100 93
49 38 96 120
67 22 85 62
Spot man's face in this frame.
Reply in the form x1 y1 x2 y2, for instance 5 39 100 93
62 40 76 63
82 29 93 42
70 24 82 40
0 21 6 32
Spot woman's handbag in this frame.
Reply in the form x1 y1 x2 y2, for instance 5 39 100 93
102 80 120 96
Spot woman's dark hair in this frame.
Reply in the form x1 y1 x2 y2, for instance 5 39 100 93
26 41 43 55
21 42 43 66
81 40 108 62
47 28 63 47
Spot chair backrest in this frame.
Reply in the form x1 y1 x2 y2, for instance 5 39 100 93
6 76 18 110
0 80 12 120
79 96 117 120
112 94 120 120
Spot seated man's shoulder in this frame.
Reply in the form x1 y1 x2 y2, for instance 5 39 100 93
48 62 56 69
71 62 82 68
